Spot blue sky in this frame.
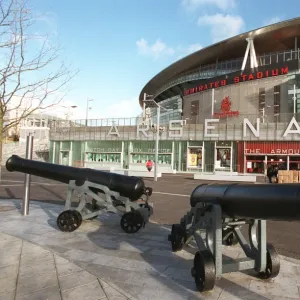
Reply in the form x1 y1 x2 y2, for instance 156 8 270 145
28 0 300 120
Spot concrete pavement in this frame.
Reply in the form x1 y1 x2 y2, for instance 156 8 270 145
0 199 300 300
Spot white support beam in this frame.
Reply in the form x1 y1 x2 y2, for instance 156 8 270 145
241 38 258 71
250 39 258 68
241 40 251 71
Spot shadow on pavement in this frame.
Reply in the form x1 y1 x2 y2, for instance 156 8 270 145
0 199 273 300
4 187 16 198
38 184 66 201
81 214 270 299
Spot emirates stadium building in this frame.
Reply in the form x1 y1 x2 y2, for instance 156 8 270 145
49 17 300 176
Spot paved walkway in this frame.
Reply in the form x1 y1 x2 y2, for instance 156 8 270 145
0 199 300 300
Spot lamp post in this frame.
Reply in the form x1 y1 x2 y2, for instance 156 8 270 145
86 98 93 126
142 93 171 181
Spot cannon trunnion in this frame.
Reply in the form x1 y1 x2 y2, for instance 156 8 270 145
6 155 154 234
167 182 298 293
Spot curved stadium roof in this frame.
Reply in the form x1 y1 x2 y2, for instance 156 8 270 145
139 17 300 107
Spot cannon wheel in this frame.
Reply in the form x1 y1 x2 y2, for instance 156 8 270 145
120 211 144 234
258 243 280 279
222 229 238 246
168 224 186 252
57 210 82 232
191 250 216 292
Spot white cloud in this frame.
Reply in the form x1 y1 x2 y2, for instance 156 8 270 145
136 38 175 60
197 13 245 42
263 16 281 26
181 0 236 11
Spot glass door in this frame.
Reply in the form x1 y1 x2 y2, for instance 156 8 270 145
60 151 69 166
215 147 231 171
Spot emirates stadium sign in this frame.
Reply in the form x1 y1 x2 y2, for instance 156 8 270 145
183 61 294 96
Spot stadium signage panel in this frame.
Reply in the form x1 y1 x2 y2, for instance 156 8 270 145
104 116 300 139
185 67 288 96
183 61 295 96
244 142 300 155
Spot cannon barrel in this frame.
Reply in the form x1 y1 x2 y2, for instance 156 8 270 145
190 183 300 221
6 155 145 201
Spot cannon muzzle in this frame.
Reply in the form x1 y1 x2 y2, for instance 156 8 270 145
190 183 300 221
6 155 145 201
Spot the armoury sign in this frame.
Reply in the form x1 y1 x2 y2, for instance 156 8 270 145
104 116 300 139
183 59 298 96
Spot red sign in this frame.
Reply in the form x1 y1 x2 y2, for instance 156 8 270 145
213 96 239 118
244 142 300 155
184 66 289 96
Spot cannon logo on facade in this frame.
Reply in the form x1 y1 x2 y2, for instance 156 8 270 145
213 96 239 118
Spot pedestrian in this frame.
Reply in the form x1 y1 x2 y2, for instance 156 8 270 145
146 159 153 172
273 165 279 183
267 164 274 183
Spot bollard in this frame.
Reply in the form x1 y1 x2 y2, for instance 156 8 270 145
22 134 34 216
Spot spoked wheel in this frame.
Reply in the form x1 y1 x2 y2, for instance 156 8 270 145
258 243 280 279
57 210 82 232
168 224 186 252
120 211 145 234
222 229 238 246
191 250 216 292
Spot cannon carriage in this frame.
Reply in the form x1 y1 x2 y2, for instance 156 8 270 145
168 182 300 292
6 155 154 234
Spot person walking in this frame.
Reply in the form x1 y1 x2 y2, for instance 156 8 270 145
146 159 153 172
267 164 274 183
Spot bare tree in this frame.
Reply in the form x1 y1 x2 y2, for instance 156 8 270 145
0 0 78 162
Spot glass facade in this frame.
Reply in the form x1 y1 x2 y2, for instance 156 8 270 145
148 95 182 125
49 139 242 173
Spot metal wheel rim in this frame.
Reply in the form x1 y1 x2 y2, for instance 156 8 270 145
193 250 216 292
57 210 81 232
121 212 143 233
194 252 205 290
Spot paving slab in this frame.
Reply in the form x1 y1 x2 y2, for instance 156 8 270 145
0 199 300 299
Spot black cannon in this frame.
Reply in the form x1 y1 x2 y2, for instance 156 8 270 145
6 155 153 234
168 182 300 292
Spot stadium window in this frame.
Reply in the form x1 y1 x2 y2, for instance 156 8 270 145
274 85 280 115
190 100 199 116
258 88 265 116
